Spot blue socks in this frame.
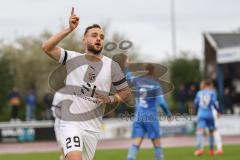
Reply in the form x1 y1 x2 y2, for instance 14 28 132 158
127 145 139 160
196 133 204 149
154 146 163 160
127 145 163 160
209 134 215 150
196 132 215 150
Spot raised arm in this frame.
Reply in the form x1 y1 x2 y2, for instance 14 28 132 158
41 7 79 61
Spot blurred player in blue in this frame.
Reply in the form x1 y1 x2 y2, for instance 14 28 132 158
194 79 221 156
127 64 172 160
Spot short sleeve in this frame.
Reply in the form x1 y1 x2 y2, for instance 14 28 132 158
58 48 78 65
111 61 128 90
52 92 64 106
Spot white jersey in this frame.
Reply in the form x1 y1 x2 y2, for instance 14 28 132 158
55 48 128 132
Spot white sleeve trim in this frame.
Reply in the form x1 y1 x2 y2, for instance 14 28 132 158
58 48 65 64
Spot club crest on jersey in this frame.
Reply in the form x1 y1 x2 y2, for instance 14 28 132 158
88 65 96 80
88 72 96 81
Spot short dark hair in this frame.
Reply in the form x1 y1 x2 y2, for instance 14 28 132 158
203 79 213 87
84 24 102 36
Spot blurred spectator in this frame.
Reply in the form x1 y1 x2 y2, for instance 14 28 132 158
43 92 53 120
224 87 234 114
232 79 240 107
176 84 187 114
232 79 240 96
8 87 21 121
25 89 37 121
187 84 197 114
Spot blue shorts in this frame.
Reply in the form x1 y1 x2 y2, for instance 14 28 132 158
131 121 161 139
197 117 216 131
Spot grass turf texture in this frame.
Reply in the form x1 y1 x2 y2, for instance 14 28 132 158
0 145 239 160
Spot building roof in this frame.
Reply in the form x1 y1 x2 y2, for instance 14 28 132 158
204 32 240 64
207 33 240 48
205 33 240 49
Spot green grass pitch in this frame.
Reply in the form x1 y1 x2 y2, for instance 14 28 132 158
0 145 239 160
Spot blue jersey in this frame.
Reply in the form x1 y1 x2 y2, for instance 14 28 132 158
130 75 171 138
194 89 220 119
133 76 171 122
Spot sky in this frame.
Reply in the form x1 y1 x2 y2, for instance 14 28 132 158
1 0 240 62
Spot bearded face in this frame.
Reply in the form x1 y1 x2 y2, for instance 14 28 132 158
84 28 104 55
87 41 103 55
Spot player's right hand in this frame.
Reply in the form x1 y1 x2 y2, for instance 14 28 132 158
69 7 79 31
95 92 112 105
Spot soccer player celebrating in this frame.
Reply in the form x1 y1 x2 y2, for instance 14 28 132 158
194 79 221 156
42 7 132 160
127 64 172 160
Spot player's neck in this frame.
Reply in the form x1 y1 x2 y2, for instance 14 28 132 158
85 51 102 62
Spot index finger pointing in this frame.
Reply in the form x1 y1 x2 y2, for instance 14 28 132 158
71 7 74 15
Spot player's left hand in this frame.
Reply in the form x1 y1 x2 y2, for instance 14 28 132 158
95 92 111 105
